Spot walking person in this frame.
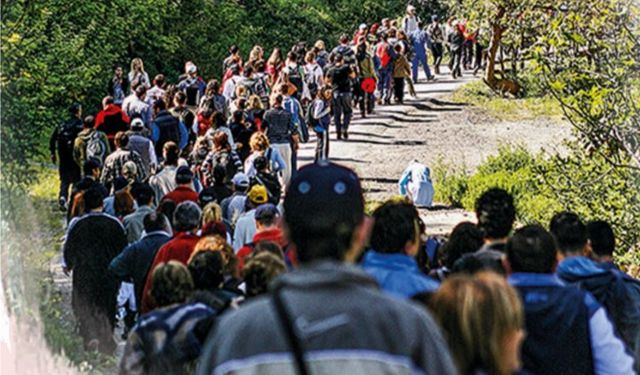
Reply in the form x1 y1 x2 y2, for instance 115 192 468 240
327 54 355 140
402 5 421 34
262 94 299 188
410 20 435 82
448 21 464 78
355 42 377 117
63 186 127 353
427 15 446 74
392 44 411 104
309 87 332 161
50 103 84 210
375 33 396 105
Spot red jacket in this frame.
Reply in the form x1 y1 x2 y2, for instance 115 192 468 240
140 232 200 313
162 186 199 205
237 228 286 269
95 104 130 149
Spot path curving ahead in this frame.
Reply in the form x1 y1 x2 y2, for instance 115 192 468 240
297 70 571 234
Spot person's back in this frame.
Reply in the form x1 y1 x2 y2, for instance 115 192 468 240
198 162 457 375
361 199 439 298
153 109 181 157
507 224 635 375
551 212 640 365
263 104 293 145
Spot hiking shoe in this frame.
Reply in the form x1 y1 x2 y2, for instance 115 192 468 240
343 131 349 140
58 197 67 212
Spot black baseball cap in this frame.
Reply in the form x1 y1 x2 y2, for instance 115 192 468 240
199 187 217 207
175 166 194 184
284 161 364 235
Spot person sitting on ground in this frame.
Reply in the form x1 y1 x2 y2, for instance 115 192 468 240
149 142 180 205
361 198 440 298
161 166 199 205
429 272 525 375
236 203 285 269
119 261 214 375
430 221 483 280
505 224 634 375
242 252 287 299
101 131 147 193
199 162 457 375
552 212 640 365
586 220 620 271
140 201 202 313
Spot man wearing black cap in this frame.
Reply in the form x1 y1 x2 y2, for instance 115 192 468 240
199 161 457 375
161 166 199 205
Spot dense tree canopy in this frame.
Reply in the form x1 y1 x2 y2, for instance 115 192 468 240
0 0 406 192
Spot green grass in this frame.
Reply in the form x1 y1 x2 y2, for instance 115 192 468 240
449 80 564 122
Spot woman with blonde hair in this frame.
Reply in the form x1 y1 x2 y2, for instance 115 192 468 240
429 272 525 375
243 131 286 177
128 57 150 90
247 45 264 67
189 235 239 281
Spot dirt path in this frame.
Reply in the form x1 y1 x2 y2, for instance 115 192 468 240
297 69 572 234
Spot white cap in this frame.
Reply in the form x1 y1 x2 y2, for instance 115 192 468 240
407 5 416 11
359 23 367 30
131 118 144 129
187 64 197 74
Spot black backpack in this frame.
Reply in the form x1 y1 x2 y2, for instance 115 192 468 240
58 119 81 151
286 65 304 94
184 78 201 107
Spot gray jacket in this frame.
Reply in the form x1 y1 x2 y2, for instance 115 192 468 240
264 107 296 145
199 261 457 375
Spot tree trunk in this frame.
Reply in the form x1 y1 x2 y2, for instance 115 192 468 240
483 7 521 97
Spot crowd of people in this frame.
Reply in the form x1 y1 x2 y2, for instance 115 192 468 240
49 6 639 375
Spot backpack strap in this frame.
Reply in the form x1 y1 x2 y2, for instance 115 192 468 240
271 285 309 375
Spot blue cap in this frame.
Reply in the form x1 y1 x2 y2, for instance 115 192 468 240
284 161 364 233
255 203 279 222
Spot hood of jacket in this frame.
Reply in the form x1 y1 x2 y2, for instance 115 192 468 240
556 256 610 282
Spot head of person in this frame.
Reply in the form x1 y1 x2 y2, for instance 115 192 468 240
152 74 165 88
441 221 484 269
475 188 516 242
150 261 194 308
135 84 147 99
339 34 349 45
143 211 171 235
102 96 114 109
190 235 236 277
173 201 202 233
505 225 557 274
82 115 95 129
187 63 198 78
231 173 250 193
188 250 225 291
249 132 270 152
68 103 82 118
198 188 217 209
114 64 123 77
205 80 220 97
114 131 129 150
314 40 325 52
407 4 416 15
232 110 245 125
432 14 439 23
272 94 284 108
174 91 187 108
549 211 588 257
286 51 297 65
253 155 269 173
284 162 366 264
130 117 145 132
334 54 344 66
429 272 525 375
83 186 105 212
115 189 136 217
83 158 101 178
243 252 287 298
229 44 240 56
201 201 223 226
212 131 231 151
243 64 254 78
153 98 167 116
370 198 421 256
356 41 367 55
248 95 263 110
586 220 615 260
130 57 145 73
175 166 194 187
319 86 332 101
122 161 137 182
255 203 279 232
247 184 268 210
212 164 228 186
305 51 317 65
157 199 177 229
253 240 285 259
163 141 180 166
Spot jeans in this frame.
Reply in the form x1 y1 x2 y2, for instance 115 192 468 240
332 92 352 134
315 130 329 161
271 143 292 189
412 52 432 82
377 67 393 102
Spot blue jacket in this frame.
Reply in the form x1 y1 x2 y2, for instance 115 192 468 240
410 29 431 56
510 272 635 375
361 250 439 298
557 256 640 367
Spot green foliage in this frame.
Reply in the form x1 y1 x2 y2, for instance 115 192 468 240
1 0 407 193
450 80 562 121
433 144 640 269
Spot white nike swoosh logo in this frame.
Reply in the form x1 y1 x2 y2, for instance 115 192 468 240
295 314 351 338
